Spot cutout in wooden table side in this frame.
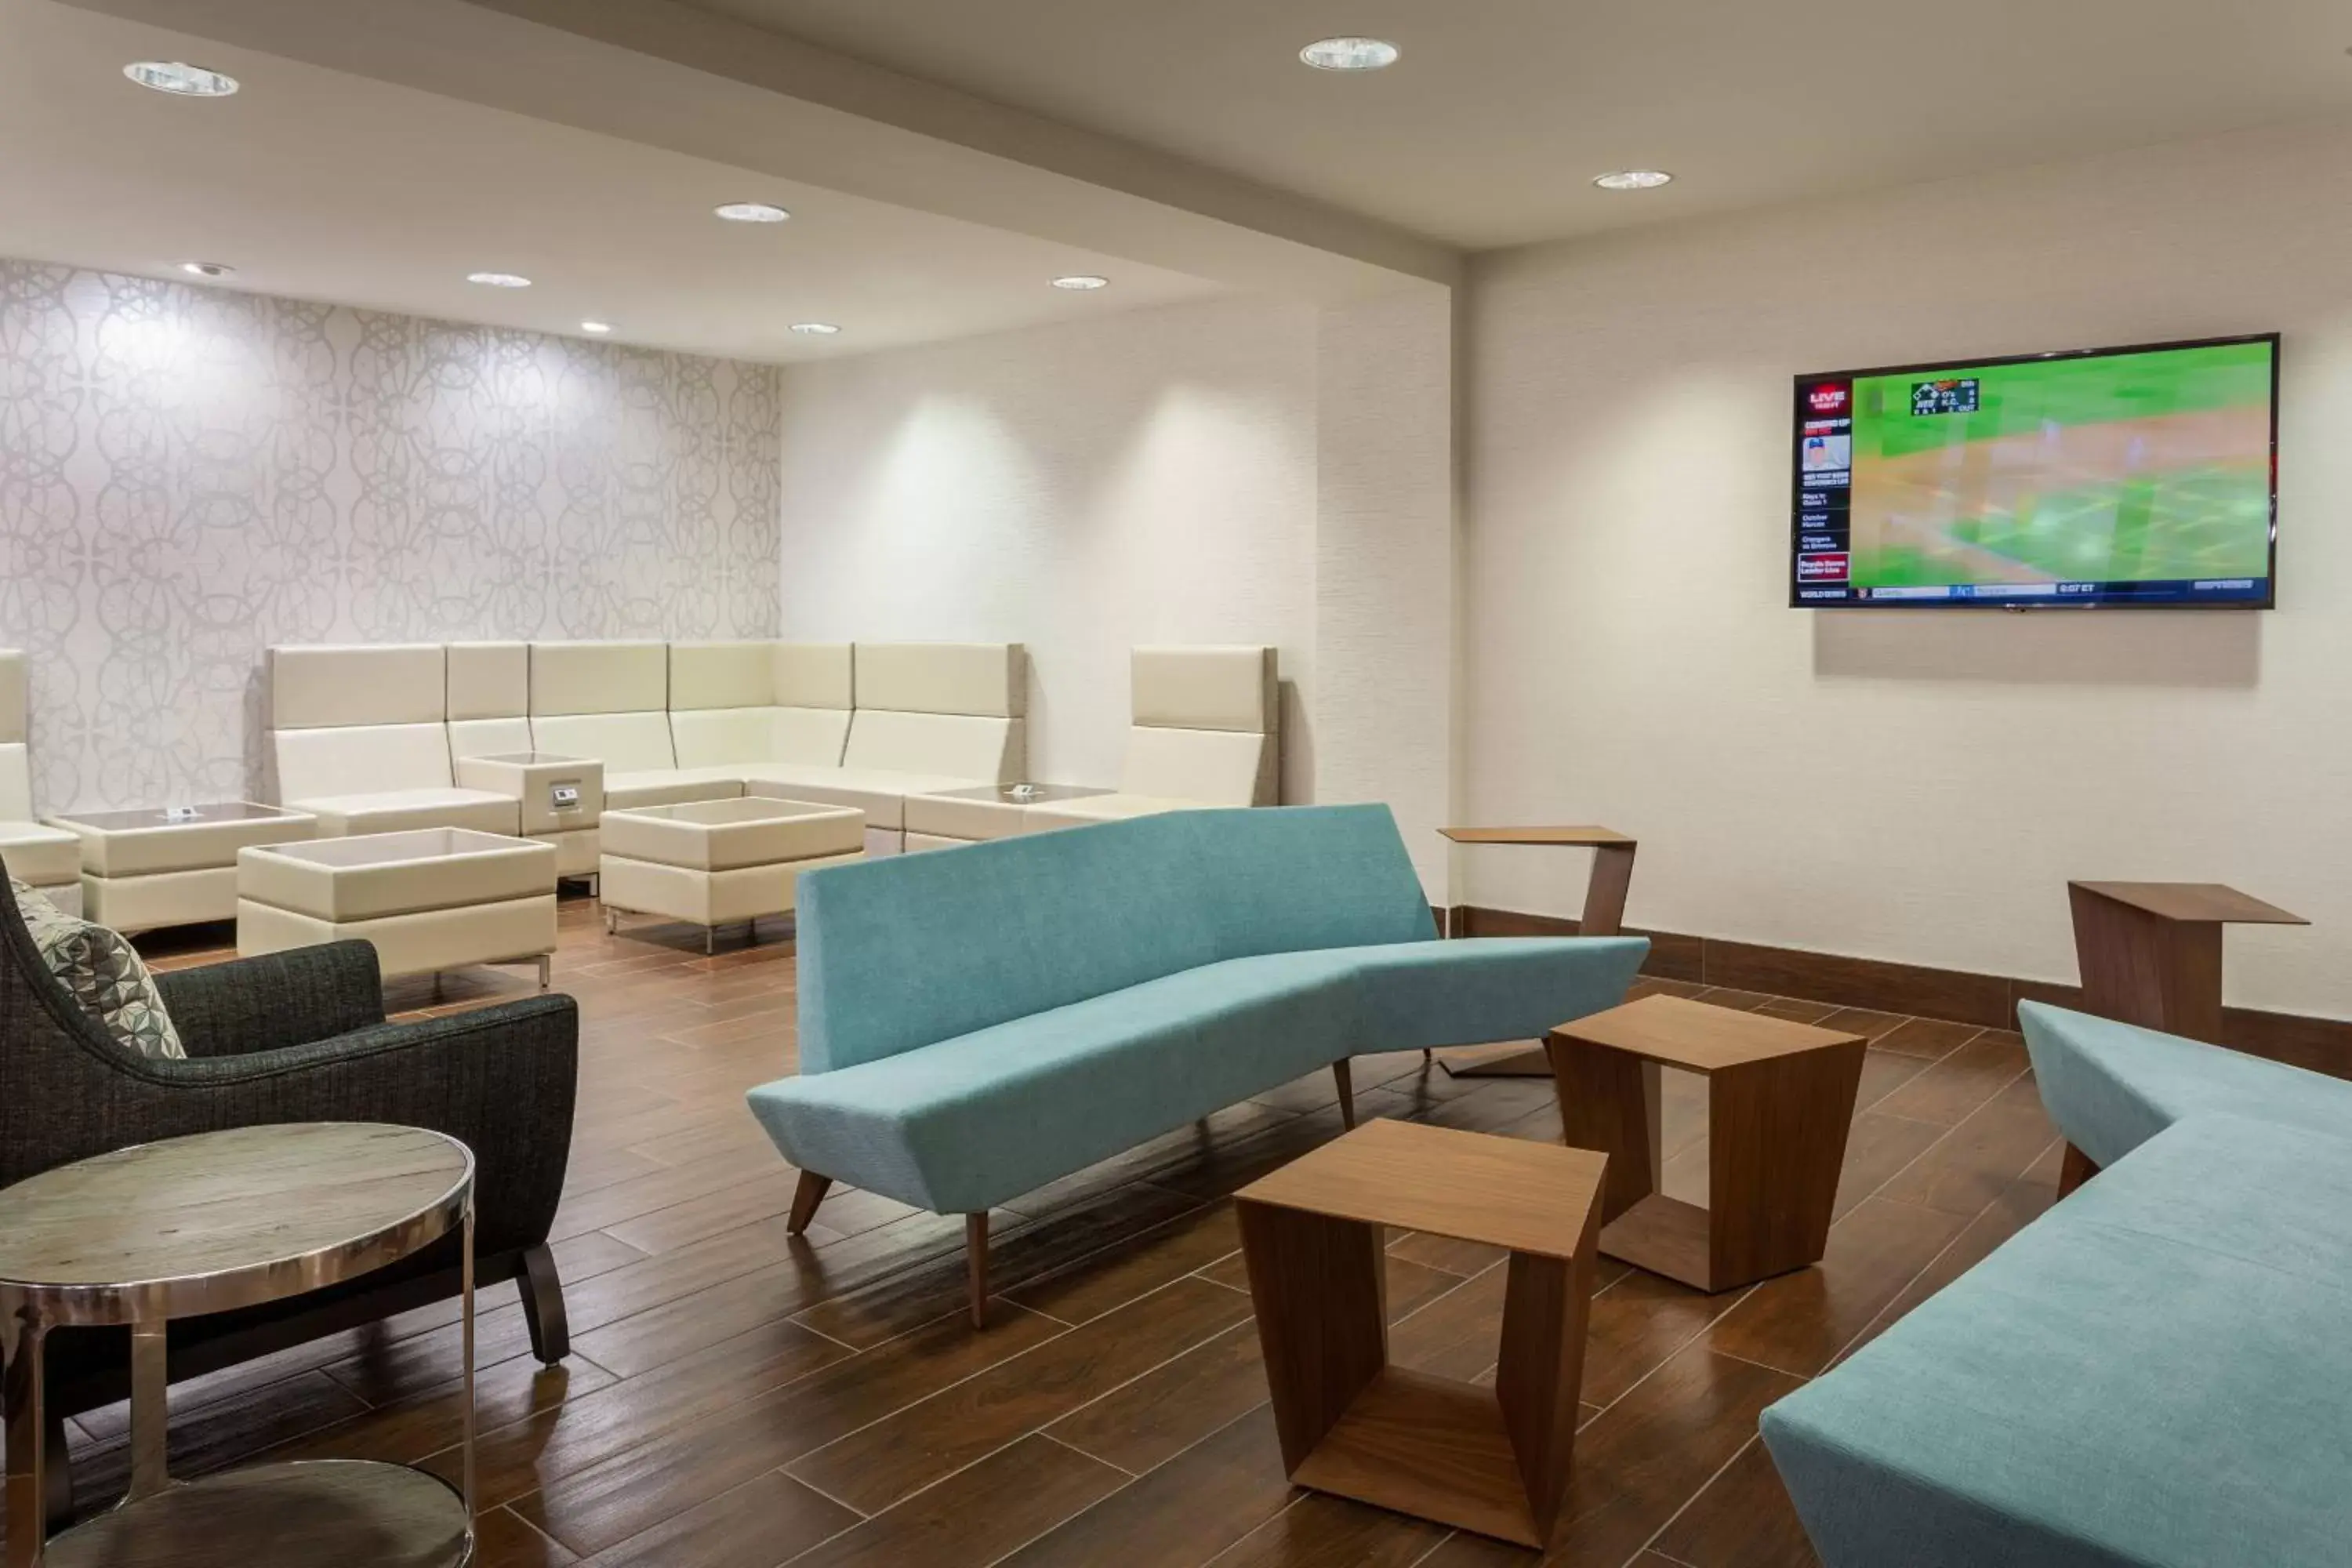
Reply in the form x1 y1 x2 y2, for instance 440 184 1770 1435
1436 826 1640 1080
1547 994 1864 1294
1234 1118 1605 1548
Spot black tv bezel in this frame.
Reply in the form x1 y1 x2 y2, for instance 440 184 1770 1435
1788 331 2281 612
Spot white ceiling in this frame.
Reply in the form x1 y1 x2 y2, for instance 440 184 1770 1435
0 0 1223 362
681 0 2352 249
16 0 2351 365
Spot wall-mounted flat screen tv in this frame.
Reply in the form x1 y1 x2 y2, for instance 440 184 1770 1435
1791 333 2278 608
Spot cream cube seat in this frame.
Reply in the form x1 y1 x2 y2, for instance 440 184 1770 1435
270 645 524 839
600 796 863 951
238 827 557 984
0 651 82 915
1029 647 1279 833
48 802 315 934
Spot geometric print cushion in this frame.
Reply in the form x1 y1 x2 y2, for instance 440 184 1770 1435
9 875 186 1060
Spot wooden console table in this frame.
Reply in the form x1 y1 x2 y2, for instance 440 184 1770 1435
2067 881 2307 1045
1437 826 1638 1078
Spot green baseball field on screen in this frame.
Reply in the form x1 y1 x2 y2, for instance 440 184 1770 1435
1845 342 2273 588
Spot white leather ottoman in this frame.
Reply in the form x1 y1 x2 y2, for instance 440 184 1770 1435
49 802 316 934
237 828 558 985
600 797 863 952
903 784 1117 851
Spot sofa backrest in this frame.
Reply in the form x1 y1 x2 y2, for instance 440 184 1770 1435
269 644 455 801
528 641 675 772
1123 646 1279 806
445 641 534 759
844 642 1025 781
795 803 1433 1073
668 641 853 769
0 650 29 819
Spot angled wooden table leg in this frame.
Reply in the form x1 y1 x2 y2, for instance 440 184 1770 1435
1440 827 1639 1080
2067 881 2306 1045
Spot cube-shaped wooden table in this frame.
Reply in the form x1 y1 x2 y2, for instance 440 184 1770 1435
1545 994 1865 1294
1233 1118 1607 1549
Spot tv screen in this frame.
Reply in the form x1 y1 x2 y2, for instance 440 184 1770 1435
1791 334 2278 608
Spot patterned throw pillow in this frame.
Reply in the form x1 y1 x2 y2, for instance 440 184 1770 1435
9 877 186 1061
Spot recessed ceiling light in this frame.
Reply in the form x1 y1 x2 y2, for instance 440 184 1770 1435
1051 275 1110 291
714 202 791 223
789 322 840 336
466 271 532 289
179 261 234 278
581 321 613 334
1299 37 1399 71
124 60 239 97
1593 169 1673 191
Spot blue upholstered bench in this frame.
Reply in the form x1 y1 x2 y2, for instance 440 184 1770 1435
1762 1002 2352 1566
745 803 1648 1323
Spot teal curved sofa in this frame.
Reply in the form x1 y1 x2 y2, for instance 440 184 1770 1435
746 804 1648 1322
1762 1002 2352 1566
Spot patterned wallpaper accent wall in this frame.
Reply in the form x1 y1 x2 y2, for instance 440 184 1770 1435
0 262 781 813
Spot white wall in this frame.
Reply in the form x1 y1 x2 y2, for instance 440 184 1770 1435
1468 115 2352 1018
776 289 1457 891
777 296 1319 800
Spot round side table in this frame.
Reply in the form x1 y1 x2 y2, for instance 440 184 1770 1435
0 1123 478 1568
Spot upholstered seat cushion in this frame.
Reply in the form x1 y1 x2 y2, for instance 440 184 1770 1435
0 820 78 887
602 769 747 811
751 949 1366 1211
1762 1112 2352 1568
750 934 1644 1213
2016 1000 2352 1167
739 764 981 830
287 789 520 837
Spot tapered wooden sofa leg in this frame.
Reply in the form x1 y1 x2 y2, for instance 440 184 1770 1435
517 1242 571 1364
967 1214 990 1328
787 1171 832 1236
1333 1058 1356 1130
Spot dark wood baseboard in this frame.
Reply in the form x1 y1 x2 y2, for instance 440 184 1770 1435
1454 906 2352 1080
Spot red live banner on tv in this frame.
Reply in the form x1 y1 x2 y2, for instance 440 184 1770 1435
1797 553 1850 582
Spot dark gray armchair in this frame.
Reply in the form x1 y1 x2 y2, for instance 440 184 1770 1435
0 869 579 1521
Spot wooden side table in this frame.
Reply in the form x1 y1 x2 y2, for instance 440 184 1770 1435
1546 995 1864 1294
1234 1118 1606 1549
2067 881 2307 1046
1438 826 1639 1079
0 1123 477 1568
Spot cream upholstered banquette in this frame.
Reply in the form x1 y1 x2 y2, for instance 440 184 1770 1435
1029 645 1279 827
0 651 80 915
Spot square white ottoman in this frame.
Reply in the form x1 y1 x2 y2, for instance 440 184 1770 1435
599 797 863 952
49 802 315 934
238 828 558 985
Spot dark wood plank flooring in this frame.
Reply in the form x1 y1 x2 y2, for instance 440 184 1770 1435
38 895 2060 1566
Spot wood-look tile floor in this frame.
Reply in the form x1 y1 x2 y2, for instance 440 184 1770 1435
58 896 2061 1568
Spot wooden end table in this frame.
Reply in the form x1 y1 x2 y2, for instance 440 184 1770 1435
1546 995 1864 1294
1437 826 1639 1079
1234 1118 1606 1548
0 1123 477 1568
2067 881 2307 1046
